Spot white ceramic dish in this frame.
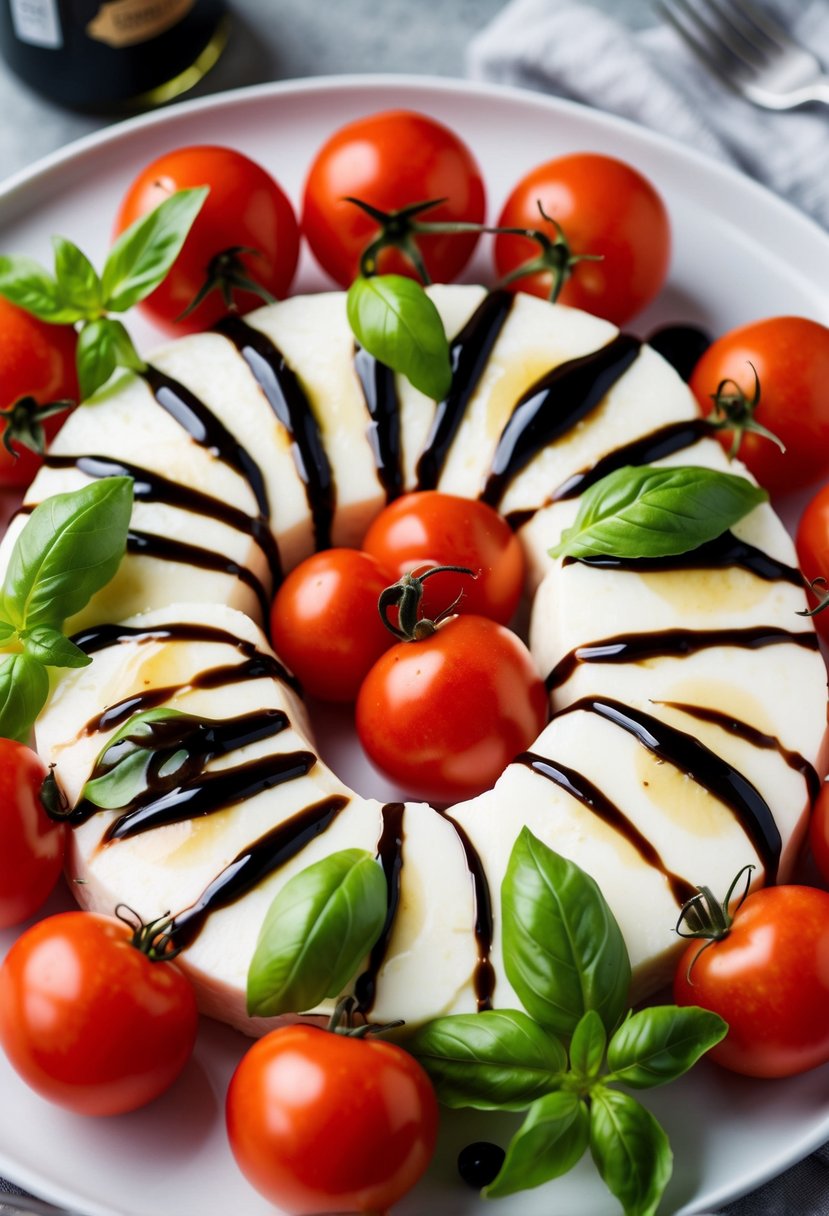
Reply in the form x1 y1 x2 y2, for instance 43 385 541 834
0 75 828 1216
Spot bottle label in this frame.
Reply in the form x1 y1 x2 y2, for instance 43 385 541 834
86 0 195 48
10 0 63 48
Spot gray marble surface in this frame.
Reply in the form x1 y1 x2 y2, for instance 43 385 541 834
1 0 654 181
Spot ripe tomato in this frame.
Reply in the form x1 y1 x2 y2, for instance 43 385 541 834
674 884 829 1078
302 109 486 287
226 1024 438 1214
114 145 300 334
689 316 829 494
809 782 829 886
0 911 198 1114
362 491 525 625
0 298 77 487
270 548 395 702
0 741 65 928
494 153 671 325
356 614 547 803
796 480 829 640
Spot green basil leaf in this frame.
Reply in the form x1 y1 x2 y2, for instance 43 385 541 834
247 848 387 1017
101 187 208 312
21 625 91 669
0 620 17 647
82 708 200 810
2 477 133 630
549 465 768 560
0 254 85 324
346 274 452 401
406 1009 566 1111
569 1008 607 1084
502 827 631 1038
484 1090 590 1198
607 1005 728 1090
52 236 102 317
0 652 49 742
76 317 144 400
590 1087 672 1216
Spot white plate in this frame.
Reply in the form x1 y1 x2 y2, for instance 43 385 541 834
1 74 828 1216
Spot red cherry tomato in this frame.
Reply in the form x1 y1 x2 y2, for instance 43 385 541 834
494 153 671 325
674 884 829 1078
270 548 395 702
809 782 829 886
796 480 829 640
362 491 525 625
226 1024 438 1214
356 614 547 803
0 298 77 487
0 911 199 1114
690 316 829 494
115 145 299 334
0 741 65 928
302 109 486 287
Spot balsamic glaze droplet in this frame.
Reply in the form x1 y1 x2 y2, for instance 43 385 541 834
647 323 712 382
458 1142 505 1189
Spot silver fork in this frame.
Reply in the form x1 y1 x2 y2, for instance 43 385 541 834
657 0 829 109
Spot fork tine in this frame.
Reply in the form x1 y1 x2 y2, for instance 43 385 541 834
724 0 805 56
701 0 773 65
657 0 752 83
680 0 769 70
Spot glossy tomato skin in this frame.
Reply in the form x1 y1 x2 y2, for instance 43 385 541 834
809 783 829 886
115 145 299 334
674 885 829 1078
0 298 77 487
270 548 395 702
494 153 670 325
690 316 829 494
0 912 199 1114
362 491 525 625
302 109 486 287
226 1024 438 1214
356 614 547 803
0 741 65 928
796 480 829 640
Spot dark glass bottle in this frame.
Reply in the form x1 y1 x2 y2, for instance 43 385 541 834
0 0 228 111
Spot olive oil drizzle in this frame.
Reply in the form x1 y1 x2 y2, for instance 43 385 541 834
354 802 406 1014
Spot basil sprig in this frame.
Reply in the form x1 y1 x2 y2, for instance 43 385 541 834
0 477 133 741
550 464 768 561
247 848 387 1018
0 189 207 399
407 829 727 1216
347 274 452 401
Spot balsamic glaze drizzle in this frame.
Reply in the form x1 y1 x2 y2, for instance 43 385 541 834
646 323 712 383
126 529 270 620
481 333 641 509
516 751 696 905
438 809 495 1011
354 346 404 502
217 316 335 551
167 795 350 950
565 530 803 585
559 697 781 881
416 290 514 491
354 802 405 1014
546 626 819 691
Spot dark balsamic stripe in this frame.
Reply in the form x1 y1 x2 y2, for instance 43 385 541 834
354 346 403 502
354 802 405 1014
546 626 819 691
438 809 494 1011
126 530 270 620
167 795 350 950
560 697 781 881
45 454 282 585
646 323 712 383
217 316 335 551
142 364 270 519
515 752 695 905
416 290 514 491
102 750 317 841
565 530 802 586
657 701 822 803
481 333 641 509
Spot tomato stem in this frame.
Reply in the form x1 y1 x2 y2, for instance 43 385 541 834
675 864 755 982
178 245 276 321
706 364 786 459
378 564 476 641
0 395 74 458
114 903 183 962
797 575 829 621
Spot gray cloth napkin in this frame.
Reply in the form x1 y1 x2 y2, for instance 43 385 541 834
469 4 829 1214
467 0 829 231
